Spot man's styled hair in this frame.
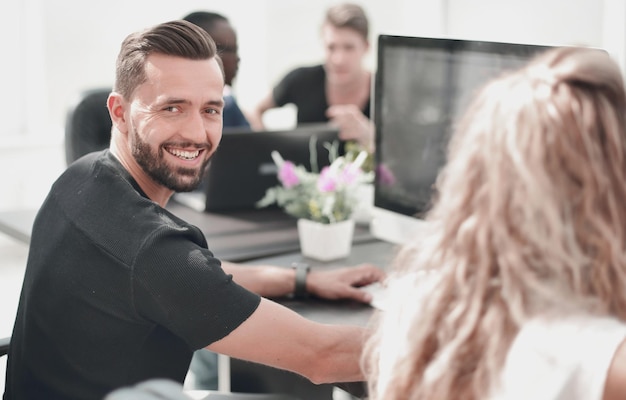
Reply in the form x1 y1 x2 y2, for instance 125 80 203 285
364 46 626 400
324 3 369 40
114 20 220 100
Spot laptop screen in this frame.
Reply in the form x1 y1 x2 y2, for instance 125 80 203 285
203 124 340 212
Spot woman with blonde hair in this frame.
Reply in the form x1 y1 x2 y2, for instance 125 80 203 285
363 46 626 400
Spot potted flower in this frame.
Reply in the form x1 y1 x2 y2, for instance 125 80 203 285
256 141 373 261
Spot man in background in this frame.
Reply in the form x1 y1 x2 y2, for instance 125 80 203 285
249 3 374 152
183 11 250 129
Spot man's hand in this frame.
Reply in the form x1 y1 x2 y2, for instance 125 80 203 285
306 263 385 303
326 104 374 152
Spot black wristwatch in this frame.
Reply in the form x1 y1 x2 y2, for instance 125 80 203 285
292 262 310 299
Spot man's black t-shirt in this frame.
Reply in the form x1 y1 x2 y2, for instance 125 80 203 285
4 151 261 400
272 64 371 124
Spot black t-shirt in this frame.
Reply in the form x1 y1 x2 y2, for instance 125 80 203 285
272 64 371 124
4 151 261 400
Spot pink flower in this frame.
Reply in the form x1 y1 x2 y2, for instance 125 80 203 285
376 164 396 186
278 161 299 188
317 166 338 192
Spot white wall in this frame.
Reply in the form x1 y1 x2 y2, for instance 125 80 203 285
0 0 622 211
12 0 618 138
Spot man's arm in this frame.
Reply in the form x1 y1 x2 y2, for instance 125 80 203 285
326 104 375 153
248 93 276 131
221 261 384 303
207 298 366 384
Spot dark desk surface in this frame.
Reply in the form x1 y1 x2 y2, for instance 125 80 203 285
166 202 378 262
0 201 379 263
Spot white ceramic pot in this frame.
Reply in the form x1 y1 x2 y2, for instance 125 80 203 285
297 218 355 261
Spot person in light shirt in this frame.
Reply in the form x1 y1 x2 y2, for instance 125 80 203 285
363 46 626 400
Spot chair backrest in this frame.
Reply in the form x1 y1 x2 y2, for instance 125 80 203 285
64 87 113 165
0 336 8 358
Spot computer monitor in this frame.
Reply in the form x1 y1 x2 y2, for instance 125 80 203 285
370 34 551 245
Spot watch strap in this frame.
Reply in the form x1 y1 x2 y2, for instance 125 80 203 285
292 263 310 299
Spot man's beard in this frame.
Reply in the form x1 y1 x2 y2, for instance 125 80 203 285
131 128 210 193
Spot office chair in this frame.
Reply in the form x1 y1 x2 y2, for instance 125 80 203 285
64 87 113 165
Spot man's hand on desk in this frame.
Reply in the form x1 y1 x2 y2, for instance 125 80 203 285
306 263 385 303
221 260 384 303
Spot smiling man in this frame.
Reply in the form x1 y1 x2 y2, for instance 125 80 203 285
3 20 383 400
111 51 224 201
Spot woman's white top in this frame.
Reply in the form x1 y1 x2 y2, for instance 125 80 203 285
375 275 626 399
491 315 626 400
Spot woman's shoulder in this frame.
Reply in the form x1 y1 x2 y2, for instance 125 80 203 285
515 315 626 355
493 315 626 400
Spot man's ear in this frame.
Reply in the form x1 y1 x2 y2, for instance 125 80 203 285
108 92 128 135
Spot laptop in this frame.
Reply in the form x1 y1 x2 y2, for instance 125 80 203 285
202 124 340 212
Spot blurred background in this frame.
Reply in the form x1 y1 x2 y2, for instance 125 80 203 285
0 0 624 211
1 0 625 394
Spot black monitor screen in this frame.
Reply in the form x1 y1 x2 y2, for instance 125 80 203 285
373 35 551 217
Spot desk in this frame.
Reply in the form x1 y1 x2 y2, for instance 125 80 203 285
0 201 377 263
166 202 377 262
223 240 398 399
253 239 397 325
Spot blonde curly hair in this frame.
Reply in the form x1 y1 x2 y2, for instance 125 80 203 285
363 46 626 400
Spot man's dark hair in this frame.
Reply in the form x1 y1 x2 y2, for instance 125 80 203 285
114 20 221 100
182 11 228 34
